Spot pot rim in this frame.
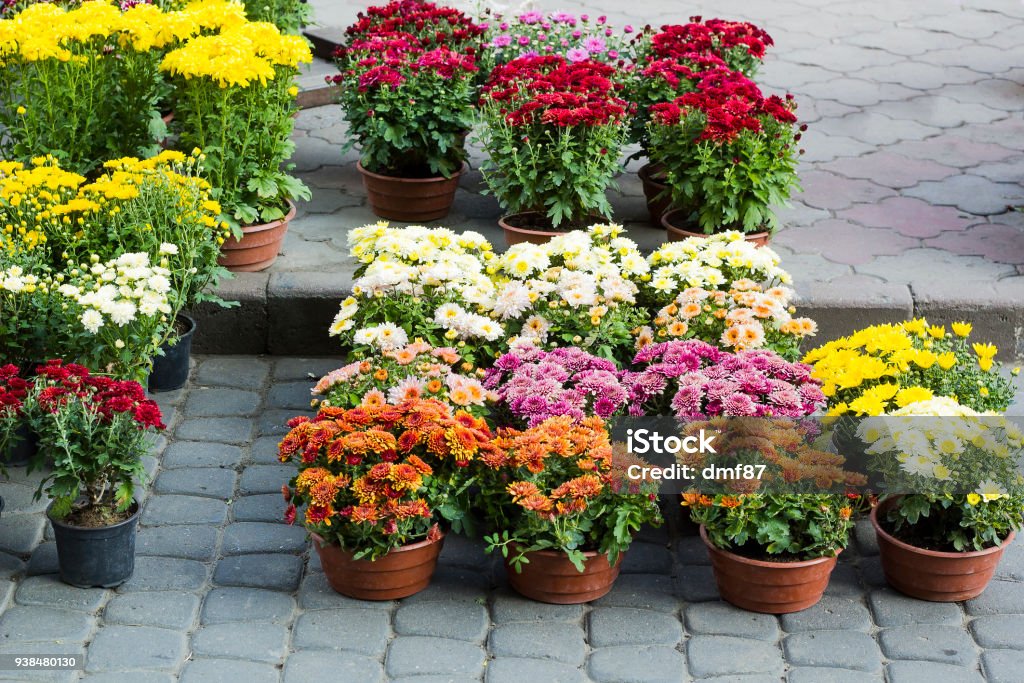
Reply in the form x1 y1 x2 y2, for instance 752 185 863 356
240 199 297 235
661 208 771 239
173 312 197 340
46 499 141 532
499 211 610 236
870 497 1016 559
310 530 446 555
637 162 667 184
356 159 467 183
699 525 841 568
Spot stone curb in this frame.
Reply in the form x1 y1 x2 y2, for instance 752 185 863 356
191 274 1024 358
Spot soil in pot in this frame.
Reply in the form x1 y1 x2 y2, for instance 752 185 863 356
505 545 623 604
700 526 838 613
149 314 196 393
661 208 771 247
500 212 609 247
49 501 141 588
358 161 465 223
218 201 296 273
313 531 445 600
871 499 1013 601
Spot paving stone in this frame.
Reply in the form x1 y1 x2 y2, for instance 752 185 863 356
490 591 584 623
118 556 207 592
84 625 187 672
878 624 977 667
250 436 284 464
13 575 107 612
385 636 485 678
925 222 1024 266
103 591 200 630
687 636 784 678
489 622 586 665
591 574 677 612
282 651 383 683
796 171 897 211
783 631 882 672
297 572 396 611
184 387 260 418
394 600 488 642
778 220 918 266
970 614 1024 648
588 607 682 647
890 135 1018 168
0 514 45 554
886 660 984 683
966 580 1024 615
191 622 288 664
141 495 228 526
868 588 964 627
83 674 175 683
272 357 348 381
213 554 303 591
780 596 872 632
838 196 972 238
821 151 957 190
982 650 1024 683
618 541 672 574
153 468 237 499
788 669 881 683
232 494 290 523
238 465 294 495
0 642 84 682
175 417 254 445
257 409 303 436
674 564 719 601
220 521 307 555
200 587 295 624
292 608 390 656
402 566 490 604
485 658 587 683
825 563 864 599
160 442 245 469
25 543 57 576
267 381 316 410
194 357 271 389
0 482 50 514
136 525 219 561
180 658 280 683
0 605 96 642
855 248 1017 287
588 645 685 683
684 602 780 641
904 174 1024 215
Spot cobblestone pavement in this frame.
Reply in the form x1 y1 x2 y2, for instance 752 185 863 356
284 0 1024 296
1 357 1024 682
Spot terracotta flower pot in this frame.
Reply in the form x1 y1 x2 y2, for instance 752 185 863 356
661 208 771 247
218 200 296 273
700 526 838 614
505 545 623 604
638 162 671 226
358 161 464 222
312 531 445 600
871 498 1014 602
499 212 608 247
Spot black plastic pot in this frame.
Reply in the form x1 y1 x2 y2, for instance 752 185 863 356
1 423 38 468
149 314 196 393
48 501 141 588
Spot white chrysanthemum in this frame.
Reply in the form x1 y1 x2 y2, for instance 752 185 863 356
80 309 104 334
108 301 137 326
1 276 24 292
434 303 465 327
353 327 378 345
158 242 179 255
372 322 408 351
492 282 532 320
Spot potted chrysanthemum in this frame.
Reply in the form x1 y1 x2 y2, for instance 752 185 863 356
28 360 165 588
479 55 631 243
480 415 662 603
333 1 482 221
280 398 496 599
160 21 313 271
647 68 802 244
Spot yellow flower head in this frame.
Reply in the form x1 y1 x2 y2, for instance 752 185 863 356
951 321 972 337
972 342 998 359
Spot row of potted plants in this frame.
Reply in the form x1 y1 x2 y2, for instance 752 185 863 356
271 222 1022 611
0 0 312 272
333 1 801 246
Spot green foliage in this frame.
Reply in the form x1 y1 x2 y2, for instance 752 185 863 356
243 0 311 34
690 493 858 559
478 115 626 228
170 64 310 233
648 112 801 234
